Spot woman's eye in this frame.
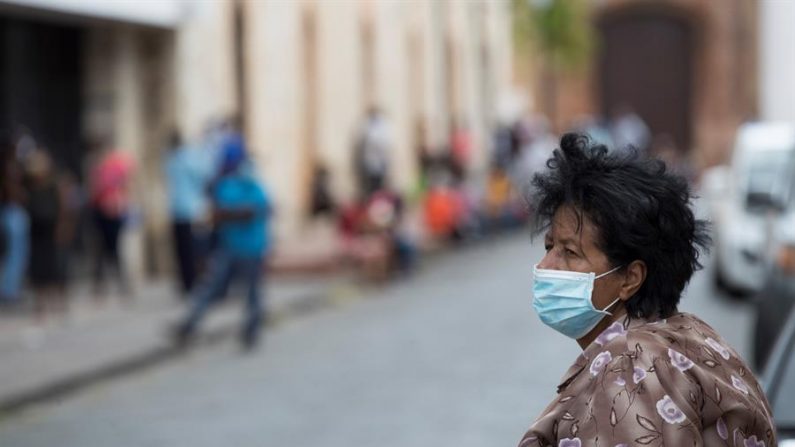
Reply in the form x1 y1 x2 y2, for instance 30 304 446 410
544 245 552 252
566 249 577 256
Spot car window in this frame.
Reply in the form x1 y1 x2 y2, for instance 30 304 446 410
746 152 791 195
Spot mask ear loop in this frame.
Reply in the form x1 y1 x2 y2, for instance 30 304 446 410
595 264 624 279
600 297 622 314
595 264 625 314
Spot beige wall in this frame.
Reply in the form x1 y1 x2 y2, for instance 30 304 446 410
313 0 363 203
243 0 304 238
175 0 237 140
372 0 413 192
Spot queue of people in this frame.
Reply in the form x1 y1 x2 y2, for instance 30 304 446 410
0 117 273 353
324 111 559 282
1 107 668 349
1 130 131 321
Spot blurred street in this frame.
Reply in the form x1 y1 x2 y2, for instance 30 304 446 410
0 225 754 447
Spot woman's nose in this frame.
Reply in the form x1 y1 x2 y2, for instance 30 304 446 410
537 252 558 270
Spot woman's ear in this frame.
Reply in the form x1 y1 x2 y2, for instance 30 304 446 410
619 260 647 300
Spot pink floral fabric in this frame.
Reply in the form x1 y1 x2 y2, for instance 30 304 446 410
518 313 776 447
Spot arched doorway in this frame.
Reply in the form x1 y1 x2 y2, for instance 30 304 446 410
598 9 694 152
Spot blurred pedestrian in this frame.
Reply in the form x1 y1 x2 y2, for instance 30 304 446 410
24 149 74 320
610 105 651 154
484 163 519 231
354 106 391 196
569 114 613 149
518 134 774 446
652 133 695 183
163 130 209 296
309 164 335 220
175 136 272 350
493 122 515 170
510 115 556 193
0 136 29 304
449 118 472 179
88 143 135 299
423 170 464 243
413 120 434 197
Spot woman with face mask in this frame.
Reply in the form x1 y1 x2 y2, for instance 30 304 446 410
518 134 775 447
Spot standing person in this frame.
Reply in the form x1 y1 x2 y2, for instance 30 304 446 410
423 170 463 243
24 149 73 320
163 130 208 296
0 137 29 304
89 144 135 298
354 106 391 196
511 115 557 194
610 105 651 155
309 164 335 220
174 136 271 350
518 134 774 446
449 118 472 180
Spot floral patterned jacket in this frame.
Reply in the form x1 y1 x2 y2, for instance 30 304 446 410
518 313 776 447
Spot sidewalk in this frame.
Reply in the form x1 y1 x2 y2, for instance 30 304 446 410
0 273 358 415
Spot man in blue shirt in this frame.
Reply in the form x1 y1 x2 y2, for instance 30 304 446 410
175 135 271 350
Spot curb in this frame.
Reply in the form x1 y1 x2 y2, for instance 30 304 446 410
0 283 358 418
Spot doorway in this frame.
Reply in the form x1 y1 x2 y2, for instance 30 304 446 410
598 10 694 151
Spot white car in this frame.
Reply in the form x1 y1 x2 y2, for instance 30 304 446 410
705 122 795 296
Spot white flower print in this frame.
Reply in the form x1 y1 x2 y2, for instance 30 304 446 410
614 376 626 387
716 416 728 440
732 375 749 395
743 435 765 447
595 322 627 346
656 394 687 424
558 438 581 447
668 348 695 372
705 337 731 360
589 351 612 376
633 367 647 384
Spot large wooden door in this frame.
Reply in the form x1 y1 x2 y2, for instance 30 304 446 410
599 12 693 152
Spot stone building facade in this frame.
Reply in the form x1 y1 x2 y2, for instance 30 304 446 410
0 0 513 277
515 0 759 169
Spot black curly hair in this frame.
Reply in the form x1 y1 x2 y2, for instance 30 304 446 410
529 133 711 319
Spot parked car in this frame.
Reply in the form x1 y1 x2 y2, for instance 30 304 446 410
707 122 795 296
753 203 795 371
761 302 795 445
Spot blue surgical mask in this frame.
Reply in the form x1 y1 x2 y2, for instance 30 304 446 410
532 264 623 339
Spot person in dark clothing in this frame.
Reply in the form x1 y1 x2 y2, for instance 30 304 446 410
24 149 73 319
309 164 335 218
